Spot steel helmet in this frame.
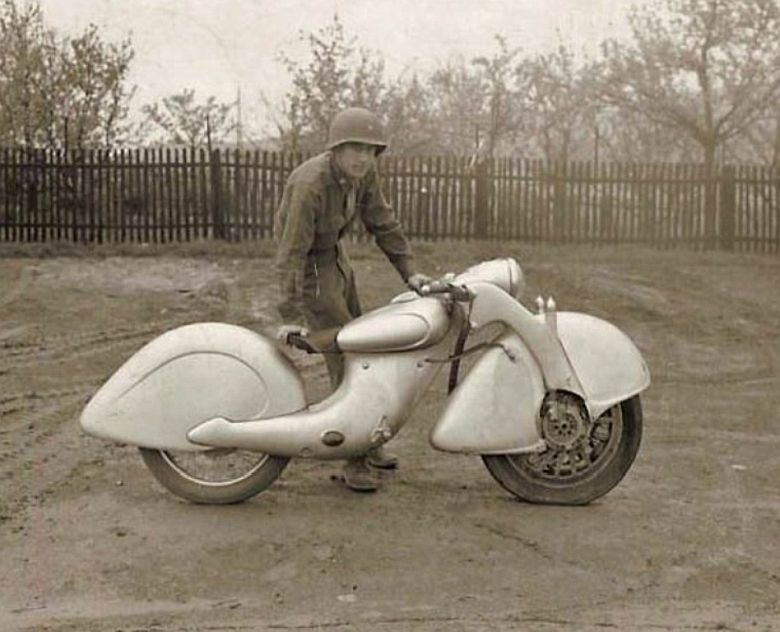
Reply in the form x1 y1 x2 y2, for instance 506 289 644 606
327 107 388 154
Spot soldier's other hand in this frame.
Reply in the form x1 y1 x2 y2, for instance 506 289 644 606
407 273 434 295
276 324 309 345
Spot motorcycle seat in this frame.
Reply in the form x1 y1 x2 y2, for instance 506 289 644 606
336 296 450 353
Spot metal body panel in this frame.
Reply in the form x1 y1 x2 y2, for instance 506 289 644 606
79 258 650 464
188 322 461 459
466 282 585 396
555 312 651 418
336 296 450 352
430 332 545 454
80 323 306 450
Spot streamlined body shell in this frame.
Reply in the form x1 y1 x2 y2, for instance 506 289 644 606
80 323 306 451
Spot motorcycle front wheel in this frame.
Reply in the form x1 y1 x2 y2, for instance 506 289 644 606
139 447 289 504
482 396 642 505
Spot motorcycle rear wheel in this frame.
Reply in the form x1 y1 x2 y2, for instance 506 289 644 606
482 396 642 505
139 447 289 504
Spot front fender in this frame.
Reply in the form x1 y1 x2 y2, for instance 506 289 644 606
556 312 650 418
430 332 545 455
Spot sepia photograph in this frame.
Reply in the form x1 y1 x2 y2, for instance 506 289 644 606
1 0 778 630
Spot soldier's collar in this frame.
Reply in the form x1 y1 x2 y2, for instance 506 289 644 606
328 152 361 191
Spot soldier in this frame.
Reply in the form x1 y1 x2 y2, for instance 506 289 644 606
274 107 431 492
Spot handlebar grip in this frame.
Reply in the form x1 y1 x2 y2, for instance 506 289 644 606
286 332 304 345
286 332 320 354
420 281 472 302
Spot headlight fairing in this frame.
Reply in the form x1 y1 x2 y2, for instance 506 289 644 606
454 258 524 297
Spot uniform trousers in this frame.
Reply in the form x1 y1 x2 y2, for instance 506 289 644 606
301 245 361 388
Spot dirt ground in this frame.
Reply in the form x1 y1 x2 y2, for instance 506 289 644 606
0 240 778 631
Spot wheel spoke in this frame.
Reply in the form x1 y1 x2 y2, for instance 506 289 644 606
482 396 641 505
515 398 624 484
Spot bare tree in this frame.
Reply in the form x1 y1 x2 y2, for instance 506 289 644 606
472 36 522 157
724 109 780 166
421 37 522 158
427 58 487 155
140 89 236 147
0 0 134 149
276 14 388 153
0 1 52 146
595 105 701 162
517 46 599 162
597 0 780 171
60 24 134 149
382 73 441 154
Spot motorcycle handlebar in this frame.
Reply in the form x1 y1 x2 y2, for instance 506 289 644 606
420 280 472 302
286 332 318 353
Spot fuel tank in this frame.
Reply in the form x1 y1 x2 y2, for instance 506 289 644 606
337 295 451 353
80 323 306 451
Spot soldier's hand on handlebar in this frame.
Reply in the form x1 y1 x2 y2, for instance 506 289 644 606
407 272 434 295
276 324 309 345
420 278 473 301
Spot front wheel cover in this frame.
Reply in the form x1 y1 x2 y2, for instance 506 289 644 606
482 396 643 505
139 448 289 504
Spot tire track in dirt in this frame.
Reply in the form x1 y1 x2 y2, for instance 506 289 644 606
0 383 98 417
0 319 185 521
0 282 265 524
0 393 86 469
0 278 290 521
0 267 31 313
0 393 88 521
14 604 763 632
0 319 190 372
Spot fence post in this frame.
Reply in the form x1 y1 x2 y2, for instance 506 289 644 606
704 164 718 250
719 165 736 251
553 161 567 242
25 148 39 242
210 149 225 239
474 158 490 239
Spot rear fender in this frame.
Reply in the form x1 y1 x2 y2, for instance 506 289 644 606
80 323 306 451
430 332 545 454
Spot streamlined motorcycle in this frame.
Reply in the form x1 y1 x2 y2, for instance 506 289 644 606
80 258 650 505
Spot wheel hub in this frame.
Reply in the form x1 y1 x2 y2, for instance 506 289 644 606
539 394 589 450
524 392 617 480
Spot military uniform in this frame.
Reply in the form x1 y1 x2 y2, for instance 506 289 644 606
274 151 416 385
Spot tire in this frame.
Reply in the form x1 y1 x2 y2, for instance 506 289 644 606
482 395 643 505
139 447 289 504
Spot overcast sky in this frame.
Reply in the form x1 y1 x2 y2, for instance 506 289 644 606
36 0 639 135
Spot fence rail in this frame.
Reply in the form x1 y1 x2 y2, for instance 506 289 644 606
1 147 778 252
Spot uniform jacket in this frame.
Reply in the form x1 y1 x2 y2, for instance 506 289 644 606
274 151 415 325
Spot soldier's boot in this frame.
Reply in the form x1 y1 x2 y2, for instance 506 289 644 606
366 445 399 470
342 457 380 492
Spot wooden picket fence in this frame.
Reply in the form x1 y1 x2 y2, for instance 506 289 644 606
0 147 778 252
